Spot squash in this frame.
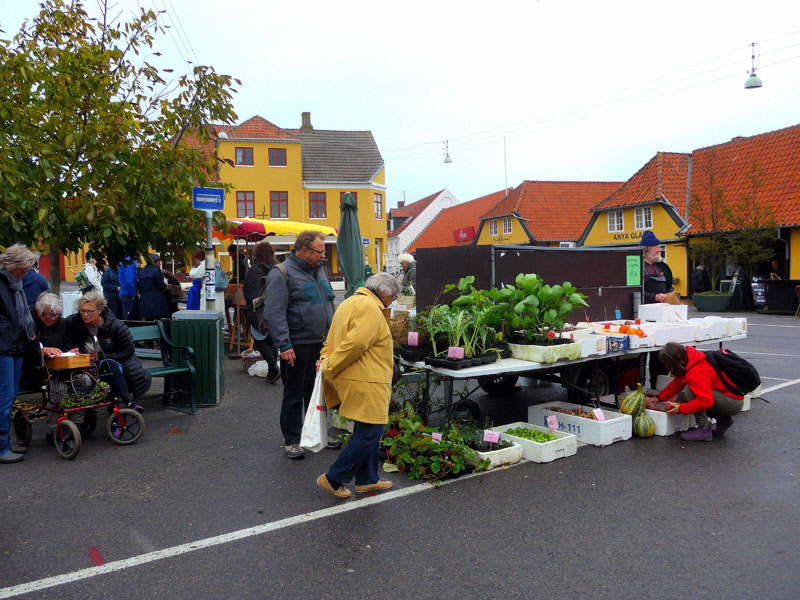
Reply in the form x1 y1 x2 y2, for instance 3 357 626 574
633 413 656 437
619 383 646 416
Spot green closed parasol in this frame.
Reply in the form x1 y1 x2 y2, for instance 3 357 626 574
337 192 366 298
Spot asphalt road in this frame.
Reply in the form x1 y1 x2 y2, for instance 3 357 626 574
1 308 798 599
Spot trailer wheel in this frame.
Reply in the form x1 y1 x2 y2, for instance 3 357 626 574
477 374 519 396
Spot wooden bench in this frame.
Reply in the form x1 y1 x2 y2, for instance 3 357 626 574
126 320 197 415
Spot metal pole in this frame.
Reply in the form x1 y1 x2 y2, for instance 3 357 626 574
205 211 216 312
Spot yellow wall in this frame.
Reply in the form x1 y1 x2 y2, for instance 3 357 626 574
664 241 688 297
582 204 680 246
476 216 531 245
217 141 304 221
790 228 800 279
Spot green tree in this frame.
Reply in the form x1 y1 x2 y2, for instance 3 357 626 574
0 0 238 291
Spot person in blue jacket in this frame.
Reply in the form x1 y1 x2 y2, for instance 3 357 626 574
101 260 122 317
138 254 168 320
118 258 139 320
21 264 50 307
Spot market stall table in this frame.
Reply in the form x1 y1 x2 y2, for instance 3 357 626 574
402 334 747 426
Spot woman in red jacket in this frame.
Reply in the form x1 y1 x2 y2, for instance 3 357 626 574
646 342 744 442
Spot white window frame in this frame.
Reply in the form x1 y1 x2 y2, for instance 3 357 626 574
607 210 624 233
559 242 576 248
489 219 498 236
634 206 653 230
502 216 512 235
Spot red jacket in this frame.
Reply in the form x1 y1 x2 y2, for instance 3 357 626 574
657 346 743 414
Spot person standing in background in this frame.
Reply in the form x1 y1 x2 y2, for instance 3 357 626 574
118 257 139 320
83 257 103 296
243 240 280 384
138 253 168 320
640 230 675 390
21 262 49 307
101 260 122 317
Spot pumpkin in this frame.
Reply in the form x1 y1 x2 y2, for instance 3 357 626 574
620 383 646 416
633 413 656 437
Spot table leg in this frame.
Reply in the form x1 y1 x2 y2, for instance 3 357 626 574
444 376 454 428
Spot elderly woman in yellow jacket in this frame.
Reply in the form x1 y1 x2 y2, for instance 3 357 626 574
316 273 402 499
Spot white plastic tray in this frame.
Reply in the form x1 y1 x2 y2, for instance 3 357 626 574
528 401 632 447
491 422 578 463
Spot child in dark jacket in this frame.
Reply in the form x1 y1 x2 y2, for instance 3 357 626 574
647 342 743 442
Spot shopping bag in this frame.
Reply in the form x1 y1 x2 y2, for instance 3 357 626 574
300 371 327 453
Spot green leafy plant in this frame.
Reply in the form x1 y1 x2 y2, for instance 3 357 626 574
381 404 489 479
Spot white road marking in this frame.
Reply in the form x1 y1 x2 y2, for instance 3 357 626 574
722 351 800 358
761 378 800 395
761 377 794 381
0 464 520 598
746 323 800 329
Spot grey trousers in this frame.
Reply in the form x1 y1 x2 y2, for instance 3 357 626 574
677 385 743 427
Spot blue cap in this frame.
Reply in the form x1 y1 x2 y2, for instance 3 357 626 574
639 230 661 247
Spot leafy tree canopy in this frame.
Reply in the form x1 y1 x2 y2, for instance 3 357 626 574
0 0 239 289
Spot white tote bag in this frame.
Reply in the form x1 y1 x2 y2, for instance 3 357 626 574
300 371 327 453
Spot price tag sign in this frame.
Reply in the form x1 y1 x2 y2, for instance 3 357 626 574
483 430 500 443
592 408 606 422
447 346 465 359
431 432 443 442
407 332 419 346
546 415 559 430
626 255 641 286
615 309 622 319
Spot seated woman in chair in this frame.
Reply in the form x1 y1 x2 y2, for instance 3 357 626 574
65 292 151 412
22 293 86 444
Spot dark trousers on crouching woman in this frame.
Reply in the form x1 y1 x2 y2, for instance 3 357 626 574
326 421 384 486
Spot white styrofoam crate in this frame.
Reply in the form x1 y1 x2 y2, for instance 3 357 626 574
699 317 728 339
331 410 354 433
644 408 695 436
688 318 717 341
573 321 653 348
473 441 523 470
703 316 746 337
527 402 632 447
638 303 688 322
639 322 695 345
741 384 760 412
491 422 578 463
560 331 607 356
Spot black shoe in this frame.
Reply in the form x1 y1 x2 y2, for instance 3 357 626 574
267 369 281 384
326 435 343 449
10 445 28 454
128 403 144 413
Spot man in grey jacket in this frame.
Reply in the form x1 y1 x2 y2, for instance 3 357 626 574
264 231 338 459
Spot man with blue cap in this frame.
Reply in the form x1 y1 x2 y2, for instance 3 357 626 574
640 230 676 388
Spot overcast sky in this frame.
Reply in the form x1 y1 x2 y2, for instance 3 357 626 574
3 1 800 210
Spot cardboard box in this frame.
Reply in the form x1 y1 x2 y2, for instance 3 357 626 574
527 402 632 447
491 422 577 463
638 303 688 322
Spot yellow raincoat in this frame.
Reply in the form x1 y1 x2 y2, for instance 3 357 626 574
320 287 393 424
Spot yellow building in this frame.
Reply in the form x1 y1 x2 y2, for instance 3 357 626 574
211 113 387 273
579 153 691 296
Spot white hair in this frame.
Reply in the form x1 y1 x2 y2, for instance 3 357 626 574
397 253 414 265
35 292 64 315
0 243 40 271
365 272 402 297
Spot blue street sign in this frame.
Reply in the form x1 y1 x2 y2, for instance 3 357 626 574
192 187 225 211
362 238 369 245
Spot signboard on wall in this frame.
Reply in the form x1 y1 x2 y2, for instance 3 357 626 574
453 226 476 243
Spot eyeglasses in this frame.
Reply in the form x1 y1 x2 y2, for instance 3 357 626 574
307 247 326 256
79 308 99 315
40 312 59 319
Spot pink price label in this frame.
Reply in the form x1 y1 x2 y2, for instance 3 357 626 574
431 432 443 442
447 346 465 359
483 430 500 443
546 415 559 430
592 408 606 422
407 332 419 346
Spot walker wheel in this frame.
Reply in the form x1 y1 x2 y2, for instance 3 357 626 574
106 409 145 445
54 420 81 460
12 410 32 446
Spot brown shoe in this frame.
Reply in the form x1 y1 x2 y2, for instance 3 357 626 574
316 474 351 499
355 480 393 493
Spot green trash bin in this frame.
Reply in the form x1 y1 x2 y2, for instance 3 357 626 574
171 310 226 406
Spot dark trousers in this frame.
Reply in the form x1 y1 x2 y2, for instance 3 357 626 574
327 421 384 486
253 334 279 372
648 350 669 390
106 294 123 320
99 359 132 405
280 342 323 445
120 295 137 320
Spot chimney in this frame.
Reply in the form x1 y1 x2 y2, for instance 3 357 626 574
397 201 405 208
301 111 313 132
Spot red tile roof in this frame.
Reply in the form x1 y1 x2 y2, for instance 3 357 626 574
222 115 297 140
388 190 442 238
482 181 623 242
409 189 509 252
591 152 690 214
687 123 800 233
